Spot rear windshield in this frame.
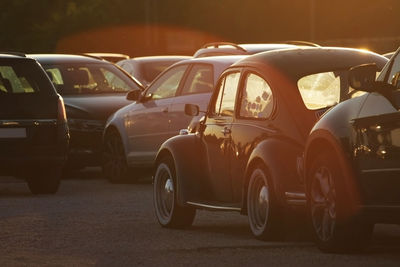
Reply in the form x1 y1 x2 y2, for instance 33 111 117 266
42 63 141 95
0 60 53 94
297 69 369 110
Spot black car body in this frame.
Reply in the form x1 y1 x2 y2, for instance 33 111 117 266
304 48 400 252
152 47 388 240
31 54 143 169
0 53 69 194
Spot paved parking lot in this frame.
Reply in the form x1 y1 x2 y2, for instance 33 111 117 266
1 168 400 266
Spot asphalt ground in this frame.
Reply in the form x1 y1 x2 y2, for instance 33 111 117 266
1 168 400 266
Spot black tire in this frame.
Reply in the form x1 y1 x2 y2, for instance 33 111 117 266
247 164 283 240
102 130 134 183
27 168 61 194
307 151 374 253
153 156 196 228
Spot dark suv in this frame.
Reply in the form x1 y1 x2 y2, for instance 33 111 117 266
0 53 69 194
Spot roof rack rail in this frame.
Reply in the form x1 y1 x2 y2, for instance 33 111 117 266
0 52 26 57
200 42 247 52
283 41 320 47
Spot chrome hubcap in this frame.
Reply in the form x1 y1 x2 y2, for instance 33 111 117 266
155 164 174 222
248 169 269 232
311 166 336 242
163 178 174 212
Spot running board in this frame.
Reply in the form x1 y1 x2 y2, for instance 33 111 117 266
186 201 241 212
285 192 306 206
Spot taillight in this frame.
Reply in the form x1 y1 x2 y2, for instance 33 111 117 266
57 95 67 122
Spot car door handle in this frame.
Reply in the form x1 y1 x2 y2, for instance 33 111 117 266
221 127 231 135
162 107 168 113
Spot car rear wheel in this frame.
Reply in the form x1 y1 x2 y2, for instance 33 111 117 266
308 151 373 253
247 165 283 240
27 167 61 194
102 131 133 183
154 156 196 228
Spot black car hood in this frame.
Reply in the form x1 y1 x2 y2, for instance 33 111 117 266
63 94 132 121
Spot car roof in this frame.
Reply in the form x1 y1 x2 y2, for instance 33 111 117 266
232 47 388 79
29 54 108 64
117 55 192 66
0 52 32 60
128 55 192 62
177 55 247 65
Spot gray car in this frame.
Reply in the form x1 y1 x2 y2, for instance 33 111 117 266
103 55 246 182
117 56 191 87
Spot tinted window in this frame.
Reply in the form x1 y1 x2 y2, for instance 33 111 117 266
213 72 240 116
239 73 274 119
43 63 141 95
0 61 51 94
181 64 213 95
146 65 187 100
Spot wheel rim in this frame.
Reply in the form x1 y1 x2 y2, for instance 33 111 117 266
155 163 175 222
103 134 127 180
248 169 269 233
310 165 336 242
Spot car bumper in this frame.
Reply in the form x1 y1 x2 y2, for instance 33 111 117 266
68 128 103 166
0 148 68 177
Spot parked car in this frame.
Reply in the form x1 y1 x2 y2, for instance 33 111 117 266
0 53 69 194
84 53 130 63
103 55 247 183
30 54 143 170
303 48 400 252
193 41 318 58
117 56 192 87
152 47 388 240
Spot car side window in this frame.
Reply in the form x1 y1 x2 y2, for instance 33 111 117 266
378 50 400 87
100 68 132 92
180 64 214 95
239 73 274 119
213 72 240 117
145 65 187 100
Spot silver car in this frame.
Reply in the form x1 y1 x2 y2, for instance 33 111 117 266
103 56 246 182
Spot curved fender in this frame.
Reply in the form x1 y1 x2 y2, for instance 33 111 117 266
244 138 304 207
155 134 207 206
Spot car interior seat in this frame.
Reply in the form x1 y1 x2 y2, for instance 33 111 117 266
0 73 12 93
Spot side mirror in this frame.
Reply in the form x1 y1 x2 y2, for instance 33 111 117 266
348 63 378 92
185 104 199 116
126 90 141 101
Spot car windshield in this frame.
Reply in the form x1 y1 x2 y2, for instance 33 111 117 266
297 69 367 110
42 63 141 95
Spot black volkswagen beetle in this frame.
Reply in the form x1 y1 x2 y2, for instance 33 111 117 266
152 47 388 240
30 54 143 170
304 48 400 252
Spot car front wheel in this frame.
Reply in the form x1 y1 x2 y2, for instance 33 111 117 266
153 156 196 228
308 151 373 253
247 165 283 240
102 130 132 183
